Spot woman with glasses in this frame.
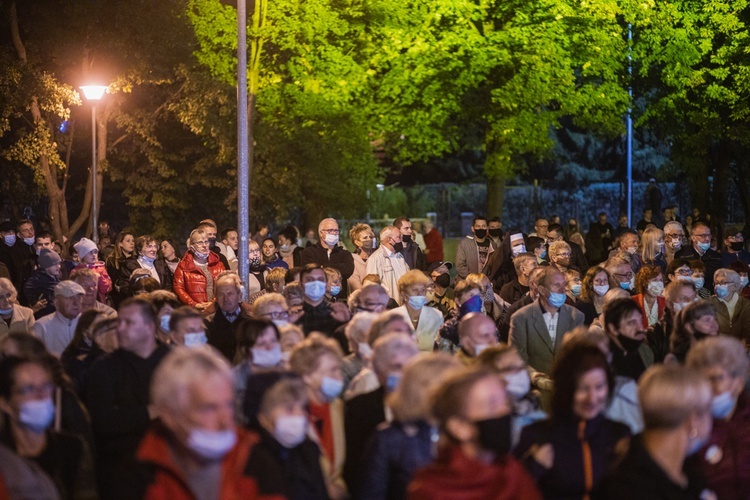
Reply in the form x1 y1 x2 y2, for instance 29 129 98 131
172 228 226 310
122 235 173 295
0 356 96 499
665 257 693 285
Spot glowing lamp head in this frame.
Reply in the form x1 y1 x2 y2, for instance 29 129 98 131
80 85 108 101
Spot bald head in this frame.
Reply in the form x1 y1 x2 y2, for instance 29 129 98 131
458 312 498 357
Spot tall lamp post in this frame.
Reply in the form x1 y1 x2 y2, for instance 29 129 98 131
80 85 108 243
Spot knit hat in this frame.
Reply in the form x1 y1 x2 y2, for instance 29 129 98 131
39 248 61 269
54 280 85 298
73 237 98 258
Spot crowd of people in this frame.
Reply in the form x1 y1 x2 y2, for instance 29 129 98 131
0 206 748 499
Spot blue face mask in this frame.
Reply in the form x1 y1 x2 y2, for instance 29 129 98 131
570 284 582 297
408 295 427 310
159 314 171 332
539 249 547 259
140 255 156 266
548 291 567 308
386 373 401 393
23 237 34 246
321 376 343 401
459 294 483 317
19 398 55 433
0 307 13 316
3 235 16 246
697 242 711 252
620 280 632 291
715 285 730 299
686 433 708 456
329 285 341 297
711 390 735 419
305 281 327 302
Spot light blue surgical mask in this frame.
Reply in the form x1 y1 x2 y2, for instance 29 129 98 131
686 433 708 456
408 295 427 310
741 276 749 288
187 428 237 460
697 242 711 252
304 281 327 302
539 249 547 259
711 390 735 419
548 291 567 308
19 398 55 433
715 284 730 299
691 277 705 289
570 284 582 297
0 307 13 316
159 314 171 332
386 373 401 393
321 376 343 401
3 235 16 246
329 285 341 297
620 280 631 291
252 345 282 368
23 237 34 246
140 255 156 266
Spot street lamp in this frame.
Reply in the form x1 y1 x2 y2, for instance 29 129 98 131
80 85 108 243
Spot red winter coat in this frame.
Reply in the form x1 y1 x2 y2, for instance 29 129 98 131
132 423 283 500
172 251 225 306
407 445 541 500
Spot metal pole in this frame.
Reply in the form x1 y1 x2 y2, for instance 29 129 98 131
92 105 98 244
626 24 633 227
237 0 249 300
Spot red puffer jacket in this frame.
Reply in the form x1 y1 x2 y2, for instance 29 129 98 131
172 251 225 306
694 392 750 500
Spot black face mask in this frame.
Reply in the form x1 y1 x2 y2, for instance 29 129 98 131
617 334 643 353
434 273 451 289
208 237 217 248
474 229 488 239
489 228 502 238
730 241 744 252
693 331 711 341
392 241 404 253
402 234 412 244
474 415 512 456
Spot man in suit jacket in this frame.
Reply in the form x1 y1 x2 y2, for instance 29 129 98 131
205 272 251 362
509 267 584 390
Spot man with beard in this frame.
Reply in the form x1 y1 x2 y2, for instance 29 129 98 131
604 298 653 380
394 217 426 271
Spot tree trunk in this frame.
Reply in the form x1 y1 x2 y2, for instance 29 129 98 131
486 175 505 221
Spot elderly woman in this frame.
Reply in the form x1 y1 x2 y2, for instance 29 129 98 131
123 235 173 293
172 228 226 310
0 278 34 342
358 353 460 500
640 226 667 274
245 377 328 499
341 312 379 390
709 268 750 342
408 367 541 499
289 333 347 499
599 365 713 498
668 301 720 364
393 270 443 351
252 292 291 327
515 342 631 499
686 336 750 499
348 223 376 293
548 240 573 275
632 265 666 328
0 356 96 499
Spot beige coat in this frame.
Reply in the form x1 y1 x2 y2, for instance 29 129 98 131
0 304 35 342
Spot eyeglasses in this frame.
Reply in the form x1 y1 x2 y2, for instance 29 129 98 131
261 310 289 320
14 383 55 398
614 272 634 280
665 233 683 239
675 268 693 276
320 229 340 235
193 240 209 247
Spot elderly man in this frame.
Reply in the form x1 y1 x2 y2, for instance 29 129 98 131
456 312 499 365
608 229 642 274
366 225 409 303
663 221 685 264
32 280 84 356
127 348 261 498
675 221 722 290
343 333 419 493
710 268 750 342
300 218 355 298
86 297 171 497
509 267 584 391
170 306 209 347
0 278 35 342
422 220 444 265
606 256 635 293
455 216 495 280
394 217 427 271
547 223 588 273
206 272 251 360
71 268 117 317
499 252 537 305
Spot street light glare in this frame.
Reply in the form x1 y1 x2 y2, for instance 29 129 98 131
80 85 108 100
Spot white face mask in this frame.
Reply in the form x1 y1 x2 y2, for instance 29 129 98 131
358 342 373 358
647 281 664 297
323 233 339 247
593 284 610 297
252 345 282 367
672 301 691 313
187 428 237 460
273 415 308 449
184 331 208 347
503 370 531 399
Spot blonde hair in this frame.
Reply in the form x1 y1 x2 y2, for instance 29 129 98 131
289 333 343 376
252 293 288 317
0 278 17 302
151 347 232 415
549 240 571 259
388 353 461 422
638 365 711 430
371 333 419 379
641 226 664 264
345 312 379 344
398 269 431 293
349 223 374 246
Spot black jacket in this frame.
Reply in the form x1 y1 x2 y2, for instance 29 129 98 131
300 243 355 297
297 301 346 337
23 268 59 318
675 246 722 290
344 386 386 493
205 306 252 362
122 257 173 293
399 241 427 271
244 429 329 500
500 279 529 305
